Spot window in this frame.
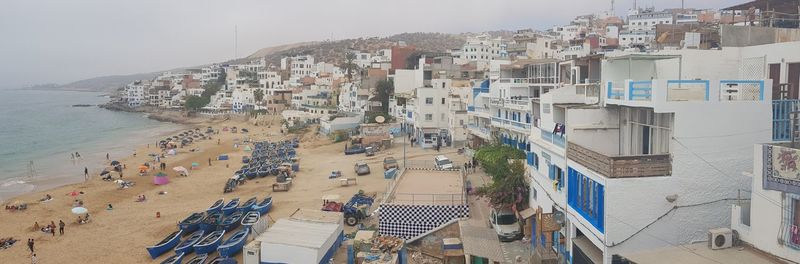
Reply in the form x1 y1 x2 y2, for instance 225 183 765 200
568 167 604 233
548 164 564 191
459 120 464 126
527 151 539 169
425 97 433 105
441 98 446 104
425 114 432 121
442 82 446 88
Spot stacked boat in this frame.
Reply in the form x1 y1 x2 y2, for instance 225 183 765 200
236 139 299 181
251 196 272 214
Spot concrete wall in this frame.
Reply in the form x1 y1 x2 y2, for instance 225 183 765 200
721 25 800 47
394 69 418 95
566 107 621 156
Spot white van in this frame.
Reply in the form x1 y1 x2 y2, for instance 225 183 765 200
489 207 522 242
434 155 453 170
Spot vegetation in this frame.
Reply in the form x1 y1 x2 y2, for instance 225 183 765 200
253 89 264 103
185 70 226 110
474 144 529 209
374 79 393 114
342 52 359 81
184 95 207 110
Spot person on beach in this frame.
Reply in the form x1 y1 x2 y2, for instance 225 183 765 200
58 220 65 235
106 153 109 160
71 153 75 160
31 253 37 264
133 151 136 157
32 222 39 232
106 204 113 210
49 226 54 237
84 167 89 180
208 158 212 166
27 239 33 253
75 152 81 158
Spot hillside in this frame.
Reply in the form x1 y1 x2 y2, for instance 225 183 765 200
30 72 160 93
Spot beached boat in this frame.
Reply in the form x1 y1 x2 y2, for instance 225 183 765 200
240 211 260 229
192 230 225 254
174 230 204 254
217 228 249 258
199 212 222 233
238 197 257 213
206 199 224 214
178 212 204 233
183 253 208 264
220 210 243 231
145 230 182 259
251 196 272 214
159 252 185 264
206 256 236 264
221 198 240 216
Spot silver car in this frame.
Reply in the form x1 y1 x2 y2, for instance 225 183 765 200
354 162 371 176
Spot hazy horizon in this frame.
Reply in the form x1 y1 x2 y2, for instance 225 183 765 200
0 0 740 88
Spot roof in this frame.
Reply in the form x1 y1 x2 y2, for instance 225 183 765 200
257 218 340 249
604 54 682 61
623 242 783 264
458 221 504 261
723 0 799 13
501 58 559 69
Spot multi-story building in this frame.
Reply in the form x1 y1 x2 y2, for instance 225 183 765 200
627 9 674 32
618 30 656 48
524 47 776 264
285 55 315 78
457 34 507 70
412 79 451 148
338 82 368 114
123 81 147 107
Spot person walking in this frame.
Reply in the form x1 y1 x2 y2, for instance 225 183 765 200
84 167 89 180
58 220 65 235
106 153 109 160
208 158 212 166
27 238 34 253
31 253 37 264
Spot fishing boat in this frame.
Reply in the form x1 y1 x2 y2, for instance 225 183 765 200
240 211 260 230
206 256 236 264
145 230 182 259
159 252 185 264
217 228 249 258
183 253 208 264
192 230 225 254
199 212 222 233
178 212 204 233
206 199 224 214
251 196 272 214
174 230 204 254
238 197 257 213
219 210 243 231
221 198 240 216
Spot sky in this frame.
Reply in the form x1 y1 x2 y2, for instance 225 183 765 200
0 0 741 88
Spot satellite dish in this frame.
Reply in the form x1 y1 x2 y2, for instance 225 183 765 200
375 116 386 123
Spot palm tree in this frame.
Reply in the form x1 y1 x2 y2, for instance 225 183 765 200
253 89 264 105
343 52 359 81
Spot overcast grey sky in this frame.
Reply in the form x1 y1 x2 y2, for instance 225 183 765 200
0 0 739 88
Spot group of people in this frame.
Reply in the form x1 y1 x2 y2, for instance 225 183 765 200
135 194 147 202
33 220 65 236
0 237 17 249
463 159 478 174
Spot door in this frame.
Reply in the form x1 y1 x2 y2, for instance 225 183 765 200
770 63 782 99
789 63 800 100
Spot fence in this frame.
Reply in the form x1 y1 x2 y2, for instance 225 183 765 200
773 99 800 141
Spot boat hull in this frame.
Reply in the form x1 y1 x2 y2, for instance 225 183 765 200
251 198 272 215
206 199 224 214
174 230 204 254
217 229 249 258
146 230 182 259
178 212 204 233
221 199 240 216
184 253 208 264
159 252 185 264
192 230 225 255
219 211 243 231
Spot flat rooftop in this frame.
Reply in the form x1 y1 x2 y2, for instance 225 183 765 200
388 169 465 205
623 243 784 264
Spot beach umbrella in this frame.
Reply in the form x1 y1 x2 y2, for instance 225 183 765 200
155 172 167 177
71 207 88 214
110 161 120 166
69 191 80 197
172 166 188 173
191 162 200 168
138 165 149 170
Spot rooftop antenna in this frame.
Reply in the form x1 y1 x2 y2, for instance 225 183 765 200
611 0 615 13
234 25 238 59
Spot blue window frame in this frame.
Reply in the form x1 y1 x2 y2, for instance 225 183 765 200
548 164 564 191
568 167 604 233
527 152 539 169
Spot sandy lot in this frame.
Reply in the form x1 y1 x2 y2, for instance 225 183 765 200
0 117 467 264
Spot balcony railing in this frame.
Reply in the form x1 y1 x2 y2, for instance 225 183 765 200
606 79 767 103
773 100 800 141
567 142 671 178
540 129 565 148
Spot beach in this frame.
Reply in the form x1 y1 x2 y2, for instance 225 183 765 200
0 117 466 263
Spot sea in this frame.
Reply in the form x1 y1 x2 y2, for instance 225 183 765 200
0 89 185 201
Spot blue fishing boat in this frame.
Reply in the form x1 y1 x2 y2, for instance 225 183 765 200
219 210 243 231
206 199 224 214
206 256 237 264
199 212 223 233
177 212 204 233
192 230 225 255
217 228 249 258
159 252 185 264
238 197 257 213
174 230 204 254
251 196 272 214
221 198 240 216
240 211 260 230
145 230 182 259
183 253 208 264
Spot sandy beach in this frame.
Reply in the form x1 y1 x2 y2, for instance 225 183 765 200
0 117 466 263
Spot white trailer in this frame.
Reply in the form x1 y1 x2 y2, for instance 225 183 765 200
245 209 344 264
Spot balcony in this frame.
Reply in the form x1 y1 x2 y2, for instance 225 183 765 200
540 129 565 148
492 117 532 134
467 124 491 139
605 79 770 109
489 97 533 112
773 99 800 141
567 142 671 178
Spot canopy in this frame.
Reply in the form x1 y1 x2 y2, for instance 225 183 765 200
71 207 88 214
153 175 170 185
191 162 200 167
167 149 177 155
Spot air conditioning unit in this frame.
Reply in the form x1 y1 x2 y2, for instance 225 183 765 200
708 228 733 250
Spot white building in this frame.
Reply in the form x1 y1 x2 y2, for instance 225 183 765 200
457 34 507 70
412 79 451 148
287 55 315 78
231 88 255 112
393 69 423 95
338 82 368 113
200 66 223 86
618 30 656 48
627 9 673 32
447 86 471 147
525 46 778 264
123 81 147 107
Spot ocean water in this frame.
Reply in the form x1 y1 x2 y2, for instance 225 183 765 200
0 89 184 201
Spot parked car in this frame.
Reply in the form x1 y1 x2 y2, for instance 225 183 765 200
383 157 398 170
489 207 522 242
434 155 454 170
365 146 375 156
354 162 371 176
